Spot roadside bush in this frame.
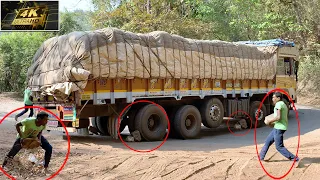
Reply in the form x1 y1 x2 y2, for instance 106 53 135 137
0 32 54 94
297 43 320 95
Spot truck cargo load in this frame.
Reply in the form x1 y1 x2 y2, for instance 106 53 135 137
27 28 280 99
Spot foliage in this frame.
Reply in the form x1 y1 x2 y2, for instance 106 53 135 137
89 0 215 39
58 10 92 35
0 32 54 93
88 0 319 43
298 43 320 81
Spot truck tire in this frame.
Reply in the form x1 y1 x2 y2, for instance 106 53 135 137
90 117 102 134
134 104 167 141
200 98 224 128
96 116 110 136
91 117 99 129
127 108 138 133
173 105 201 139
249 101 267 128
119 118 127 133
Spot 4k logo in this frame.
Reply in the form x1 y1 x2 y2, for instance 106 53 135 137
11 6 48 27
19 8 42 18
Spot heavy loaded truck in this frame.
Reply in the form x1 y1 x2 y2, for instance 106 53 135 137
27 28 299 141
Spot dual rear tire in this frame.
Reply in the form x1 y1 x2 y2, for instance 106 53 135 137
91 116 126 136
249 101 267 128
129 104 202 141
171 105 202 139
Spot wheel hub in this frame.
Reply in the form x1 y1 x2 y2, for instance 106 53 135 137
209 105 220 121
148 118 155 127
185 115 195 130
185 118 192 127
255 109 264 121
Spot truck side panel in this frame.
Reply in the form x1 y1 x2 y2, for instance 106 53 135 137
80 78 277 104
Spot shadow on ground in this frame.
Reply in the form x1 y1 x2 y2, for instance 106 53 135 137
297 157 320 168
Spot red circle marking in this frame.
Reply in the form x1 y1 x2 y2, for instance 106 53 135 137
227 110 252 136
0 106 71 180
117 100 170 153
254 88 300 179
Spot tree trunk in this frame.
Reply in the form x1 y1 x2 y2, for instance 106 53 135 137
146 0 151 14
291 0 307 45
317 25 320 43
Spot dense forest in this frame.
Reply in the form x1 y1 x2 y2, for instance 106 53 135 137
0 0 319 94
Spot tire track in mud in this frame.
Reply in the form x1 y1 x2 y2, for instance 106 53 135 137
140 158 168 180
238 156 254 179
182 159 226 180
224 158 239 180
160 159 203 178
100 156 146 179
114 156 145 171
161 158 227 180
110 156 132 170
104 155 174 180
257 174 267 180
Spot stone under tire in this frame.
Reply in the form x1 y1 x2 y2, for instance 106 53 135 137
173 105 202 139
134 104 167 141
200 98 224 128
96 116 110 136
249 101 267 128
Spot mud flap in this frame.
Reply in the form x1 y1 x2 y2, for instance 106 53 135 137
108 115 118 139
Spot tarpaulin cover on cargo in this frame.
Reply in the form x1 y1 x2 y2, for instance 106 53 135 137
27 28 285 97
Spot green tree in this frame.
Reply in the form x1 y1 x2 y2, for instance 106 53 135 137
89 0 214 39
0 32 54 93
58 10 90 35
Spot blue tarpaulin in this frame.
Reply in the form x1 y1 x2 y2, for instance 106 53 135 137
237 39 295 47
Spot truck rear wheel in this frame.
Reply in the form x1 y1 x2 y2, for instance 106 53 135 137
96 116 110 136
119 118 127 133
200 98 224 128
249 101 267 128
90 117 103 134
91 117 99 130
127 108 138 133
134 104 167 141
173 105 201 139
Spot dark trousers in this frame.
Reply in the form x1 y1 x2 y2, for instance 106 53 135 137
16 104 34 118
2 136 52 168
260 128 296 160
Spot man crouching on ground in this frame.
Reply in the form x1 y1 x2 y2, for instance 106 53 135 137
2 111 52 172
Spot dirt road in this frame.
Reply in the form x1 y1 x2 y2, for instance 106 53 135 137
0 93 320 180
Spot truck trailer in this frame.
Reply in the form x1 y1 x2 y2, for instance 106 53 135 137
27 28 299 141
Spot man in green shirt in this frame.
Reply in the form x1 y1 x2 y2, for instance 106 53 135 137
15 87 34 121
2 111 52 172
260 92 299 163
